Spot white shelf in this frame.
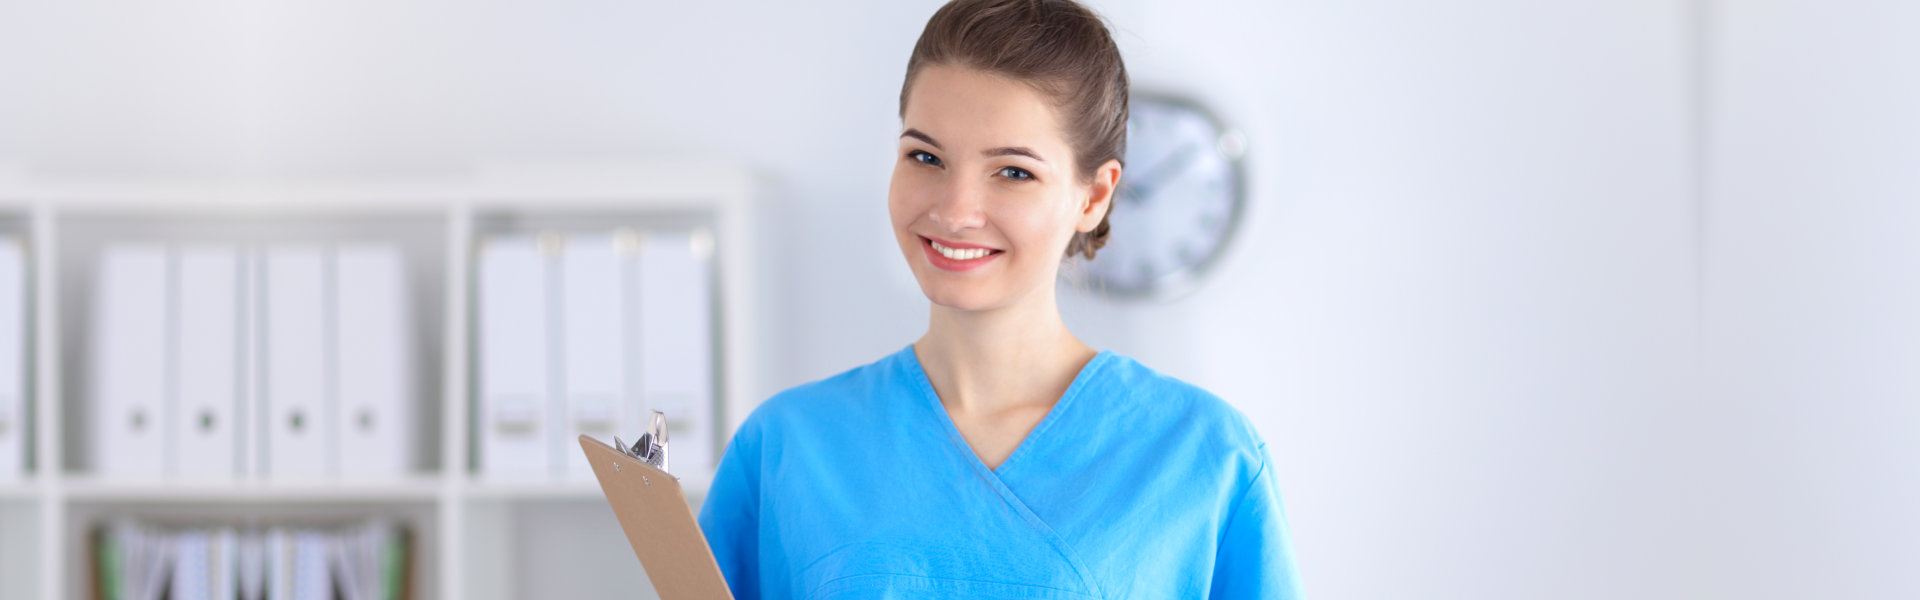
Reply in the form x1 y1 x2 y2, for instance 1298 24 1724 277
0 480 42 500
61 476 445 504
0 161 758 600
462 480 606 502
15 162 751 215
463 473 712 503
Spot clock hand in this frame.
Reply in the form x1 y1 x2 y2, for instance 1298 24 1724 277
1121 140 1203 205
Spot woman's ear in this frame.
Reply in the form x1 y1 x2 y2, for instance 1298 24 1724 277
1077 158 1123 232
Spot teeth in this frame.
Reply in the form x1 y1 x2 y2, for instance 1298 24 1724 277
930 239 994 261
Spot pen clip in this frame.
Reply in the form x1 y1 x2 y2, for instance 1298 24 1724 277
615 411 670 473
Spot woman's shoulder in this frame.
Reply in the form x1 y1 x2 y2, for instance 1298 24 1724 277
1091 352 1269 455
733 346 918 438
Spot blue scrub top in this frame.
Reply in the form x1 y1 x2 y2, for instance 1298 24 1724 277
698 345 1303 599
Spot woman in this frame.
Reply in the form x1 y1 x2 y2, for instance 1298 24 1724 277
698 1 1302 597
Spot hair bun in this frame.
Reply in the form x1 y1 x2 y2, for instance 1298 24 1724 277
1069 210 1112 260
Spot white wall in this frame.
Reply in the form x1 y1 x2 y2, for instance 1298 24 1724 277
1121 2 1702 598
1701 2 1920 598
0 0 1912 598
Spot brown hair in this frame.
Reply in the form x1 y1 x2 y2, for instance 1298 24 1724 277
900 0 1129 260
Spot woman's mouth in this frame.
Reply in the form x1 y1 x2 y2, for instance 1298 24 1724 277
921 236 1003 272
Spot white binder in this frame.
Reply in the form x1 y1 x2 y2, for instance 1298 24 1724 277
291 530 333 600
477 235 552 480
171 530 212 600
93 244 172 479
639 230 716 476
239 527 266 600
0 237 24 481
213 528 240 600
266 528 292 600
333 243 413 479
239 249 263 479
559 232 631 481
263 245 331 479
174 245 242 480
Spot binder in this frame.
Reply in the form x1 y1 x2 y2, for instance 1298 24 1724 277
214 528 241 600
638 231 716 476
0 237 23 480
239 249 264 479
263 245 332 479
477 235 552 479
174 245 242 480
266 528 292 600
291 530 333 600
93 244 172 479
171 530 212 600
333 243 413 479
239 527 266 600
559 232 631 481
117 519 174 600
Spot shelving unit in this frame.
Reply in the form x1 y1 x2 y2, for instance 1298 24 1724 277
0 162 756 600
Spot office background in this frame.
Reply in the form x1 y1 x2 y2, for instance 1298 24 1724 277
1 0 1916 598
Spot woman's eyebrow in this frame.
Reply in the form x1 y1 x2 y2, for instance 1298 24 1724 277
901 129 942 149
901 129 1045 163
983 147 1045 163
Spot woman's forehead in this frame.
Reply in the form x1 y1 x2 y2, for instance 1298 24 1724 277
902 65 1070 153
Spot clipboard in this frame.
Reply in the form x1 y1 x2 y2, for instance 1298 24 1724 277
580 418 735 600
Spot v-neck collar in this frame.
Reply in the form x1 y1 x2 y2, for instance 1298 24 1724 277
892 344 1115 599
898 344 1115 476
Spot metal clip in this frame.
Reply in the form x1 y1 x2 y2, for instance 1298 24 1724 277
613 411 670 473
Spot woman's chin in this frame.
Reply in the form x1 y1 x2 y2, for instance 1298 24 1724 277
916 281 1009 313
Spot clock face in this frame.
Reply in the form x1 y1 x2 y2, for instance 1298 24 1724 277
1077 94 1246 298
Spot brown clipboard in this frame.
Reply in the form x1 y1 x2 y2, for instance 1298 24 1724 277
580 434 736 600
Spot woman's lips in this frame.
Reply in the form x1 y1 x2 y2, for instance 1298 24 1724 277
922 235 1000 251
921 236 1003 272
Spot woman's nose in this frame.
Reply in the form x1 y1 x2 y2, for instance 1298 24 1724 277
928 178 986 232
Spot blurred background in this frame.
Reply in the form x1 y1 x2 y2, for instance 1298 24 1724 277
0 0 1916 598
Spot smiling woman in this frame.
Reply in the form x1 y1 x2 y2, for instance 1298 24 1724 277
889 65 1109 310
696 1 1304 598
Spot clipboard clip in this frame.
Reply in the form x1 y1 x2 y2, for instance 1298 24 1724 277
613 411 670 473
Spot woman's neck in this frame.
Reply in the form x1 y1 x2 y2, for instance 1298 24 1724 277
914 290 1096 417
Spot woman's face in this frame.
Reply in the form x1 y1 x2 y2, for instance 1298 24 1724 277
890 65 1115 313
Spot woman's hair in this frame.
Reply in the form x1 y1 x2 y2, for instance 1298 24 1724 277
901 0 1129 261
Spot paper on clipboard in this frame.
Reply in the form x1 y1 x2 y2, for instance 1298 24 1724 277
581 432 735 600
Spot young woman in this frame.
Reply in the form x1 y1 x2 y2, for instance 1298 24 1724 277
698 1 1302 597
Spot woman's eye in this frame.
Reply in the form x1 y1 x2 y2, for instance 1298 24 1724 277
999 166 1034 181
908 150 943 167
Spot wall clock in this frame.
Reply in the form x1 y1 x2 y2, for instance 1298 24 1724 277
1078 93 1247 299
